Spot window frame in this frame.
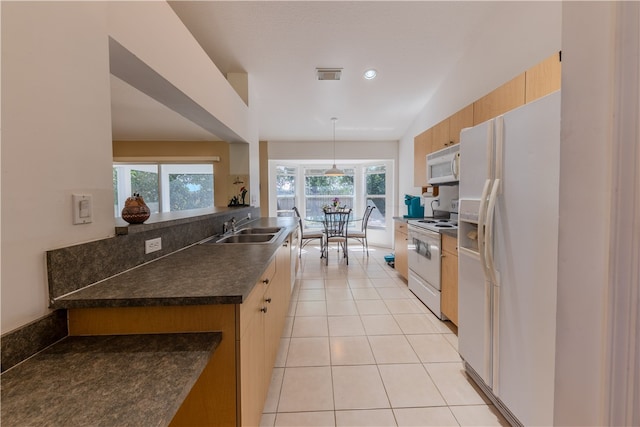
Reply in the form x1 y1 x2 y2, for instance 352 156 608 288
113 161 215 217
269 160 394 246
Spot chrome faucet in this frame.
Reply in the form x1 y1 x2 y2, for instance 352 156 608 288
222 217 236 235
223 214 251 235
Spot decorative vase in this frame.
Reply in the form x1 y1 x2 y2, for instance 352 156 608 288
121 193 151 224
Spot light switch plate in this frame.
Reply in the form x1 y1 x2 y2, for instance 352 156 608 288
72 194 92 225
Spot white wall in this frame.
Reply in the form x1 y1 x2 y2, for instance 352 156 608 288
553 3 616 425
268 139 398 247
268 139 398 209
268 140 397 161
1 2 114 333
0 1 254 334
107 1 252 145
398 1 562 202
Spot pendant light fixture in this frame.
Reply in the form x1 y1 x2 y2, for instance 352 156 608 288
325 117 344 176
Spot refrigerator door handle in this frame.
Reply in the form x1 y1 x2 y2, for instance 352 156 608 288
485 179 500 286
477 179 492 279
495 116 504 187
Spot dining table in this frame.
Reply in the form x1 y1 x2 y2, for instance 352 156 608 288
304 212 362 261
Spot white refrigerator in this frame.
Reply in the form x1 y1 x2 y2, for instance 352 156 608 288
457 91 560 427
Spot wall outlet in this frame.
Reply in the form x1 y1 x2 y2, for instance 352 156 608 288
145 237 162 254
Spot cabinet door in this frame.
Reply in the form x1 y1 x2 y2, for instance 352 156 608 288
262 280 278 395
440 234 458 326
473 73 526 125
525 52 561 103
431 118 451 152
239 285 266 427
449 104 474 145
394 222 409 280
414 128 433 187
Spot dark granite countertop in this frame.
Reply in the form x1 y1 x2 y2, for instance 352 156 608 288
51 217 297 309
0 332 221 427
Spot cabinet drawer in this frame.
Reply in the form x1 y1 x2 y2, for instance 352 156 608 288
442 234 458 255
239 260 276 338
395 221 408 234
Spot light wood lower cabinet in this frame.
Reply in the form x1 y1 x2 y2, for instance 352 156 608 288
394 221 409 280
67 235 296 427
440 234 458 326
239 260 276 427
241 241 292 426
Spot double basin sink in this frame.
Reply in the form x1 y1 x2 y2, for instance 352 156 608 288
202 227 284 245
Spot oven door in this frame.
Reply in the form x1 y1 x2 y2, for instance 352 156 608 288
407 226 441 290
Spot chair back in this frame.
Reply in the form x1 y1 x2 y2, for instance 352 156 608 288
292 206 305 233
361 206 376 231
323 210 351 239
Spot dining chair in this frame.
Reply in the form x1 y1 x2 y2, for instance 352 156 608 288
348 205 376 256
292 206 324 257
322 209 352 265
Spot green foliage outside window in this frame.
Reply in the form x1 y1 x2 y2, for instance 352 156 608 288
305 175 354 196
169 174 213 211
131 170 159 204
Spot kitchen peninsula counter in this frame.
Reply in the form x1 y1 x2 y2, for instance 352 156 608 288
46 216 298 426
1 333 221 427
51 217 297 310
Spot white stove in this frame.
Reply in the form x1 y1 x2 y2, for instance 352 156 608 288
405 217 457 320
407 218 458 233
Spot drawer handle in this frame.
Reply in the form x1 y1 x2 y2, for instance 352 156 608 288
260 306 268 313
265 298 272 303
262 278 270 285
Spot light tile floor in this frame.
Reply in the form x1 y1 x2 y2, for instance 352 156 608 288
261 244 509 427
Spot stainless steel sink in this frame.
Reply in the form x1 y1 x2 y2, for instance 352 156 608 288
200 225 284 244
235 227 283 235
212 233 277 244
217 234 276 244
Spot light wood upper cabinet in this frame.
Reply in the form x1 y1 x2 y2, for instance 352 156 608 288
413 54 559 188
449 104 474 145
473 73 526 125
525 52 561 103
414 128 432 187
431 119 451 152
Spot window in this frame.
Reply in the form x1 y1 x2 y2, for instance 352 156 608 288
364 164 387 228
113 163 213 217
271 160 392 246
276 166 297 217
304 168 355 219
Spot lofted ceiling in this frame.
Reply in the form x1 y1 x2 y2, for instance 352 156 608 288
110 1 553 143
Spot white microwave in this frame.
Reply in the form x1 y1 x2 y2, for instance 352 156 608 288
427 145 460 185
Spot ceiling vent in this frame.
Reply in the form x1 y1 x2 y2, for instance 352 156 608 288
316 68 342 81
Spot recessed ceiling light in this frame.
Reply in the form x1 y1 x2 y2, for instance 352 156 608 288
363 69 377 80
